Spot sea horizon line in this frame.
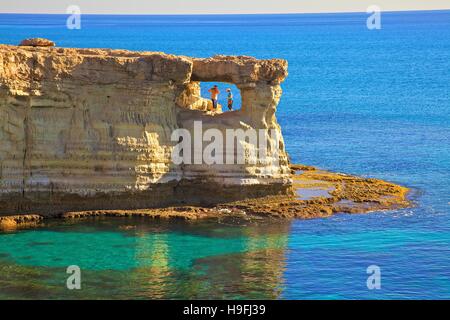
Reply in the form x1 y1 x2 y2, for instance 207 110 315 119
0 8 449 16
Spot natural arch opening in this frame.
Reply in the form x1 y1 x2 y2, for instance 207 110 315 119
200 82 241 112
176 81 242 114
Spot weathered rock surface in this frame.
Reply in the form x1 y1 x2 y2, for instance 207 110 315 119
0 42 291 214
176 81 222 112
19 38 55 47
0 164 411 231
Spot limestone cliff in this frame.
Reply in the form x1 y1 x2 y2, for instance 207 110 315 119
0 42 291 214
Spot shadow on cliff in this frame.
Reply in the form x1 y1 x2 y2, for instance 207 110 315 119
0 46 292 215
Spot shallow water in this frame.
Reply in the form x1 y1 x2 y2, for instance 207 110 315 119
0 11 449 299
0 219 291 299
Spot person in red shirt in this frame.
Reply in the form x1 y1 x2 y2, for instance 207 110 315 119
208 85 220 110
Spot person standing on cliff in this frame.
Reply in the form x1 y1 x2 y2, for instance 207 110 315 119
226 88 233 111
208 85 220 110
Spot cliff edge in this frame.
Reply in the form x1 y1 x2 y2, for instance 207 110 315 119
0 41 291 214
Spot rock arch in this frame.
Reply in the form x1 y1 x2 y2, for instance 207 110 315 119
0 42 292 214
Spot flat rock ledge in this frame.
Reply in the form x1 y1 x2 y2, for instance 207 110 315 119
0 164 411 231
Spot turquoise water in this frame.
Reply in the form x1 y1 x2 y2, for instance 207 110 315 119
0 11 450 299
0 219 291 299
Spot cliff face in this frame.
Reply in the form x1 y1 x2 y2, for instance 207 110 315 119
0 43 291 214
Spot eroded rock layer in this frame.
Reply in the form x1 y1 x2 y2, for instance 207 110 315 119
0 43 291 214
0 164 411 231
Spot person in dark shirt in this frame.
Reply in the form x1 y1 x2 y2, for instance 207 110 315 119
226 88 233 111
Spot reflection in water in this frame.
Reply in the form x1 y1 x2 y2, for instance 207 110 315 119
132 233 172 299
0 218 291 299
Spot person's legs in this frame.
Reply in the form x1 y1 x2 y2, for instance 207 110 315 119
212 99 218 109
228 100 233 110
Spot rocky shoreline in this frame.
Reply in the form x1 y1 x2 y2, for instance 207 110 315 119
0 42 411 231
0 164 411 231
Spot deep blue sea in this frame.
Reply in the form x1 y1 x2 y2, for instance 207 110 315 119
0 11 449 299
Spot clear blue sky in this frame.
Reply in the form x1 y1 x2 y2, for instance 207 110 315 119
1 0 450 14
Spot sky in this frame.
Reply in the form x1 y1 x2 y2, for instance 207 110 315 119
1 0 449 14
